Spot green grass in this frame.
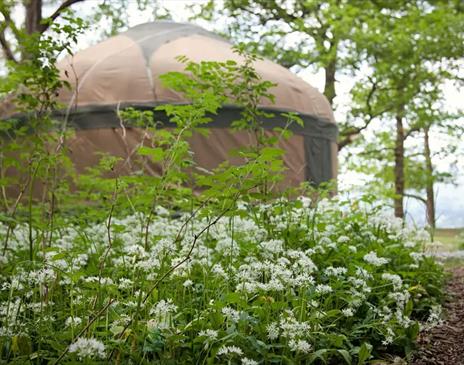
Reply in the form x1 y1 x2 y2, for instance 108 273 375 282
433 228 464 251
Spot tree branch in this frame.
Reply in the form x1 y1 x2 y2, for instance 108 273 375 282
0 28 17 63
39 0 86 33
404 125 421 139
338 77 396 150
338 122 371 150
358 146 394 157
53 298 115 364
404 193 427 205
0 5 20 62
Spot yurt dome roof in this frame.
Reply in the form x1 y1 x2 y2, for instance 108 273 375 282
57 21 336 126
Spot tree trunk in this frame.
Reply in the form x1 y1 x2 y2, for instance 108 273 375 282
324 56 336 106
322 38 338 106
394 112 405 218
424 126 436 228
24 0 43 35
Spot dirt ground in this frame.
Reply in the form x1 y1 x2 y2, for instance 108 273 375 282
412 267 464 365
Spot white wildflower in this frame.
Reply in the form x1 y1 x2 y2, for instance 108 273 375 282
222 306 240 323
342 308 354 317
69 337 105 359
217 345 243 356
267 322 280 340
404 241 416 248
356 267 372 280
279 314 311 339
149 299 178 317
324 266 347 277
425 305 443 328
183 279 193 288
155 205 170 216
211 264 229 279
242 358 258 365
410 252 424 263
198 329 218 341
260 239 284 255
65 316 82 328
315 284 333 294
382 327 395 345
381 273 403 290
363 251 389 266
118 278 133 290
289 339 312 353
149 299 178 329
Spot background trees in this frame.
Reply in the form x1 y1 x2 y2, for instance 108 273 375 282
0 0 158 63
193 0 464 227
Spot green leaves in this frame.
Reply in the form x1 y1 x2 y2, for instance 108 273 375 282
357 342 373 364
138 146 165 162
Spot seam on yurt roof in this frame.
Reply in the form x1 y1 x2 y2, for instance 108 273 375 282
64 26 196 117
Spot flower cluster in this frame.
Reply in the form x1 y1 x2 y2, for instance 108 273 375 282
69 337 106 360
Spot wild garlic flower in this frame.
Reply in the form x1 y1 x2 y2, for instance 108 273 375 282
260 239 284 255
342 308 354 317
382 327 395 346
355 266 372 280
381 273 403 290
363 251 389 266
211 264 229 279
404 241 416 248
150 299 178 317
315 284 333 294
198 329 218 341
83 276 114 285
324 266 348 277
289 339 312 353
222 306 240 323
410 252 424 263
183 279 193 288
266 322 280 340
118 278 133 290
217 345 243 356
425 305 443 328
65 316 82 328
69 337 105 359
242 358 258 365
279 315 311 339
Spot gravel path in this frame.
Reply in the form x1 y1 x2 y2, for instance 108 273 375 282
412 267 464 365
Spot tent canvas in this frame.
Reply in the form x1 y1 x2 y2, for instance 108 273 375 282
2 21 338 187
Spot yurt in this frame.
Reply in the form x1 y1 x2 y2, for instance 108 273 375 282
6 21 339 187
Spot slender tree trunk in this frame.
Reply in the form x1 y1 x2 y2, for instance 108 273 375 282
324 56 337 106
424 126 436 228
21 0 43 60
394 111 405 218
322 38 338 106
24 0 43 35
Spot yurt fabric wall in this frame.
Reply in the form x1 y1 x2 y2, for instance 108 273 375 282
3 21 339 186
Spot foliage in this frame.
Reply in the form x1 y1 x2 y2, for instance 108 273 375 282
0 197 445 364
0 11 448 364
192 0 464 224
